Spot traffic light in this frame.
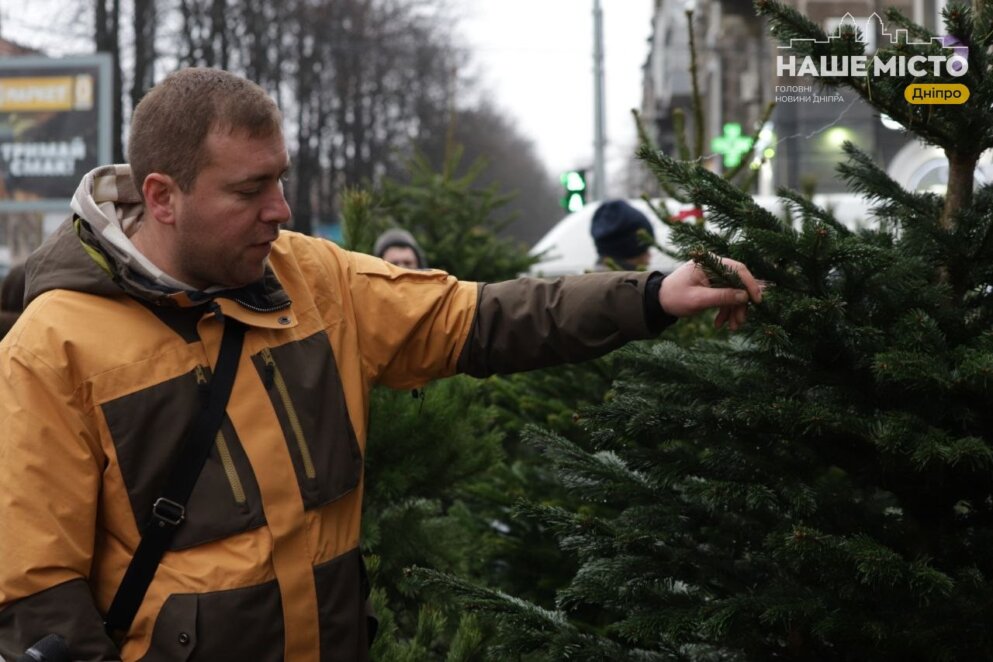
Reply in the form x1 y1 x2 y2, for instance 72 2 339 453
560 169 587 212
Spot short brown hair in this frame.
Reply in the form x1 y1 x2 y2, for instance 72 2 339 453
128 68 283 195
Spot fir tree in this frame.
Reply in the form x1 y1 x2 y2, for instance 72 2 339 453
339 150 546 659
419 2 993 659
364 378 504 661
378 146 539 280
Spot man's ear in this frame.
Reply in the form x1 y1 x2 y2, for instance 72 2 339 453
142 173 179 226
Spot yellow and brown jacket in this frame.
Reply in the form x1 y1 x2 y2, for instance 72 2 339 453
0 169 672 662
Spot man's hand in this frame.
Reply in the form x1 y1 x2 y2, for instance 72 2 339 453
659 257 762 330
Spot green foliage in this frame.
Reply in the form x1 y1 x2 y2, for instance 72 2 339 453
473 360 619 608
340 188 386 254
340 144 539 282
379 147 540 280
345 145 547 657
420 3 993 659
369 587 493 662
344 144 622 652
362 377 506 656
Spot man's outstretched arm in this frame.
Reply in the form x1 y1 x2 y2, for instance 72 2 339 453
457 259 761 378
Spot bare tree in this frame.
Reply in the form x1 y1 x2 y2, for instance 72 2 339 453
95 0 123 162
418 100 564 245
82 0 547 242
131 0 156 112
279 0 463 230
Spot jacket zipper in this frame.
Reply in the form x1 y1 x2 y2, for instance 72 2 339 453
196 365 247 505
214 430 247 505
232 298 292 313
260 347 317 480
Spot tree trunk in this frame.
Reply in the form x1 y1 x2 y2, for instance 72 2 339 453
95 0 123 163
941 150 979 230
210 0 228 69
131 0 157 115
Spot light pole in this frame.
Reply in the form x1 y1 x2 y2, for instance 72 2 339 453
592 0 606 201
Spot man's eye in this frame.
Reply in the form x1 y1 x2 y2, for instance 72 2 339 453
238 188 261 197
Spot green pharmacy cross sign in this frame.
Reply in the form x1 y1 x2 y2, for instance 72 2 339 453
712 123 753 168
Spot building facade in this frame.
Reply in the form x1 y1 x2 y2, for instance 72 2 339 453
640 0 970 196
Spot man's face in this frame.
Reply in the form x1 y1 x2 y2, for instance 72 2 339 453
171 128 292 289
381 245 420 269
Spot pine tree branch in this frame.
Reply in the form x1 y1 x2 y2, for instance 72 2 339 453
672 108 692 163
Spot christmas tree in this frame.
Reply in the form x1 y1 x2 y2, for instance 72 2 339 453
341 148 551 659
418 2 993 658
377 146 539 281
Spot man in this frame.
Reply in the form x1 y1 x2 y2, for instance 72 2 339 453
0 68 760 662
591 198 655 270
373 228 425 269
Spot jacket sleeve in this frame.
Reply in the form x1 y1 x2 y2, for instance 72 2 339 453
0 341 120 661
338 249 479 390
456 270 675 377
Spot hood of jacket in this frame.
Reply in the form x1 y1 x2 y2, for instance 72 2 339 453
24 165 290 312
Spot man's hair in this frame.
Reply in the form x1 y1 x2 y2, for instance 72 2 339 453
128 68 283 195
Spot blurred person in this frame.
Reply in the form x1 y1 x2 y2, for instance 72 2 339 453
0 262 25 340
373 228 426 269
591 199 655 270
0 68 761 662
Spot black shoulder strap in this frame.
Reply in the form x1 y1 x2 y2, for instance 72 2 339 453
103 318 246 638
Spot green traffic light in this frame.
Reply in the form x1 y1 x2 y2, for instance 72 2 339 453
562 171 586 192
566 192 584 212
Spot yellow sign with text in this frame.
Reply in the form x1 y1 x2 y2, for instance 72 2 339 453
905 83 970 105
0 76 92 111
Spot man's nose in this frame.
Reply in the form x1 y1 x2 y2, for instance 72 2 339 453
262 185 292 225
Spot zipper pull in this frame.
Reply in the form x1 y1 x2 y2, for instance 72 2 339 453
194 365 210 406
261 348 275 389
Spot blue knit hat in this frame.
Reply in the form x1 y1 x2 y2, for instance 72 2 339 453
590 200 654 260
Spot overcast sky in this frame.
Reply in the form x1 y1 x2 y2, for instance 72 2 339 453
455 1 655 194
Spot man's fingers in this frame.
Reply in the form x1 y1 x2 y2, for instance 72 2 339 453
714 307 731 328
662 258 764 320
719 259 763 303
716 305 748 331
699 287 750 309
734 304 747 328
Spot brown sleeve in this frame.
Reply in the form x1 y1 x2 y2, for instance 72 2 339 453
456 271 674 377
0 579 121 662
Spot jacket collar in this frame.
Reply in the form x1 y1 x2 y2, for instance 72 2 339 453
25 215 293 323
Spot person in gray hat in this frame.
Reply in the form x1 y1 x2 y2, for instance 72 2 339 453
373 228 426 269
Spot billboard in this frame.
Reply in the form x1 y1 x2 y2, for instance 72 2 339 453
0 54 112 213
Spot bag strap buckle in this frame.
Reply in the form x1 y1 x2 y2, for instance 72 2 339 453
151 497 185 527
